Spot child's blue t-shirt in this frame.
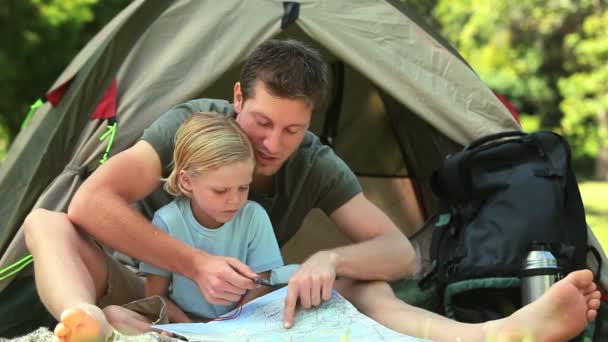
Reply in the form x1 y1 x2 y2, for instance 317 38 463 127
139 197 284 319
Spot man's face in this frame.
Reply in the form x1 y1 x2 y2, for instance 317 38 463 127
234 81 312 176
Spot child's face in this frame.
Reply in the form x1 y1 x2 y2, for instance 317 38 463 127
180 159 254 228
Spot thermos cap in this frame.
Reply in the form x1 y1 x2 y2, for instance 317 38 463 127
523 250 558 269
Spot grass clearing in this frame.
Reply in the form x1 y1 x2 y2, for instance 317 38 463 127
579 181 608 249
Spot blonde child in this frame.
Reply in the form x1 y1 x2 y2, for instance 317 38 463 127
101 112 283 334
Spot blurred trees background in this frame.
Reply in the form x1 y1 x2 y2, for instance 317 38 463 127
0 0 130 159
1 0 606 179
430 0 608 180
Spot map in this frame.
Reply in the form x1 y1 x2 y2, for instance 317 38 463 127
152 287 429 341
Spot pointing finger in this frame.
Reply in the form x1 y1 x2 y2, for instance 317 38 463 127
283 282 299 329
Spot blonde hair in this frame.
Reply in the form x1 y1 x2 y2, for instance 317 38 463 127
164 112 253 197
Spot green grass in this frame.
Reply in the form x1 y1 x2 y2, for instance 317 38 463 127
580 181 608 249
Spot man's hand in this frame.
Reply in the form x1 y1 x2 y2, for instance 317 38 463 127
283 251 337 328
193 254 259 305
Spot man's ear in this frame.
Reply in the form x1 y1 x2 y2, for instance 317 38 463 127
233 82 243 113
178 170 193 193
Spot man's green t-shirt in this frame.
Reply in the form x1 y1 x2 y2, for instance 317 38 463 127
140 99 362 246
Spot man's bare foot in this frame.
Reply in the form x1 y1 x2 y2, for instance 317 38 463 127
487 269 601 342
53 304 113 342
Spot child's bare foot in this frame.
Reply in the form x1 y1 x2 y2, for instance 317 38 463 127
53 304 113 342
487 269 601 341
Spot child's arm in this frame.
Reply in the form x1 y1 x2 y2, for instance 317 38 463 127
145 274 192 323
241 271 273 305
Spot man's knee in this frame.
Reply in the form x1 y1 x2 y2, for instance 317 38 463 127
24 208 100 262
24 208 69 248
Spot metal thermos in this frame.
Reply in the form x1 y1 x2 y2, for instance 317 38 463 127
521 243 560 305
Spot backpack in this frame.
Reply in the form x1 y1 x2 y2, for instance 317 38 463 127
419 131 589 323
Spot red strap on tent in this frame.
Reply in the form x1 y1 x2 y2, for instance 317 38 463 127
494 92 520 125
90 79 117 120
45 78 117 120
46 79 73 106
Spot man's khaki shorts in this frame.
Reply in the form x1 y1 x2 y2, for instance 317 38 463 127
96 253 173 325
97 252 145 308
122 296 170 325
96 252 207 324
121 295 212 324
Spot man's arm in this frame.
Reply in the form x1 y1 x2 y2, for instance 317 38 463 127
283 192 415 328
327 192 416 280
68 141 257 305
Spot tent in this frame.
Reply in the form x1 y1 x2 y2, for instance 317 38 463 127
0 0 605 338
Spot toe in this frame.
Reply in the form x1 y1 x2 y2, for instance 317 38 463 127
568 270 594 288
61 309 86 326
583 282 597 295
54 323 69 337
585 290 601 302
587 309 597 322
588 298 601 311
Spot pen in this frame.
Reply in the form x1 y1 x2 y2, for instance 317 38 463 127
254 278 287 288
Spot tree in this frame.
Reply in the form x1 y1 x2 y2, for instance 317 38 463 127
0 0 129 146
559 5 608 180
431 0 603 176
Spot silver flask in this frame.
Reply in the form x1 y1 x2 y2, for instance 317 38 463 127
521 243 560 305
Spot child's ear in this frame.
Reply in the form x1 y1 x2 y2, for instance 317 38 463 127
178 170 193 193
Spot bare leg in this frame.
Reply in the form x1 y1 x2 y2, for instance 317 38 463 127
341 280 480 341
103 305 155 336
24 209 112 341
343 270 601 342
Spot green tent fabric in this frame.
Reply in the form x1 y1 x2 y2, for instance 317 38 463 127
0 0 603 338
0 277 56 338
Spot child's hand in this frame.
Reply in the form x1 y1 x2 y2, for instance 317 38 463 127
193 254 259 305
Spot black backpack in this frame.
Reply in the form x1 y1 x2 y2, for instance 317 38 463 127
419 131 589 323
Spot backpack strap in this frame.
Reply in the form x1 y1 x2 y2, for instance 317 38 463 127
464 131 525 150
432 131 526 204
431 153 471 203
588 246 603 281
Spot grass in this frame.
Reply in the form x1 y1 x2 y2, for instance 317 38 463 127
580 181 608 250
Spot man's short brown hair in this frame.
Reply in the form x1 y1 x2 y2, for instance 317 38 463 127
240 39 328 110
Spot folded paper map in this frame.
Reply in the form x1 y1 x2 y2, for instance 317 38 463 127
152 287 429 341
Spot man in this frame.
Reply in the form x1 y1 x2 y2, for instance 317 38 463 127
24 39 416 341
25 39 600 342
